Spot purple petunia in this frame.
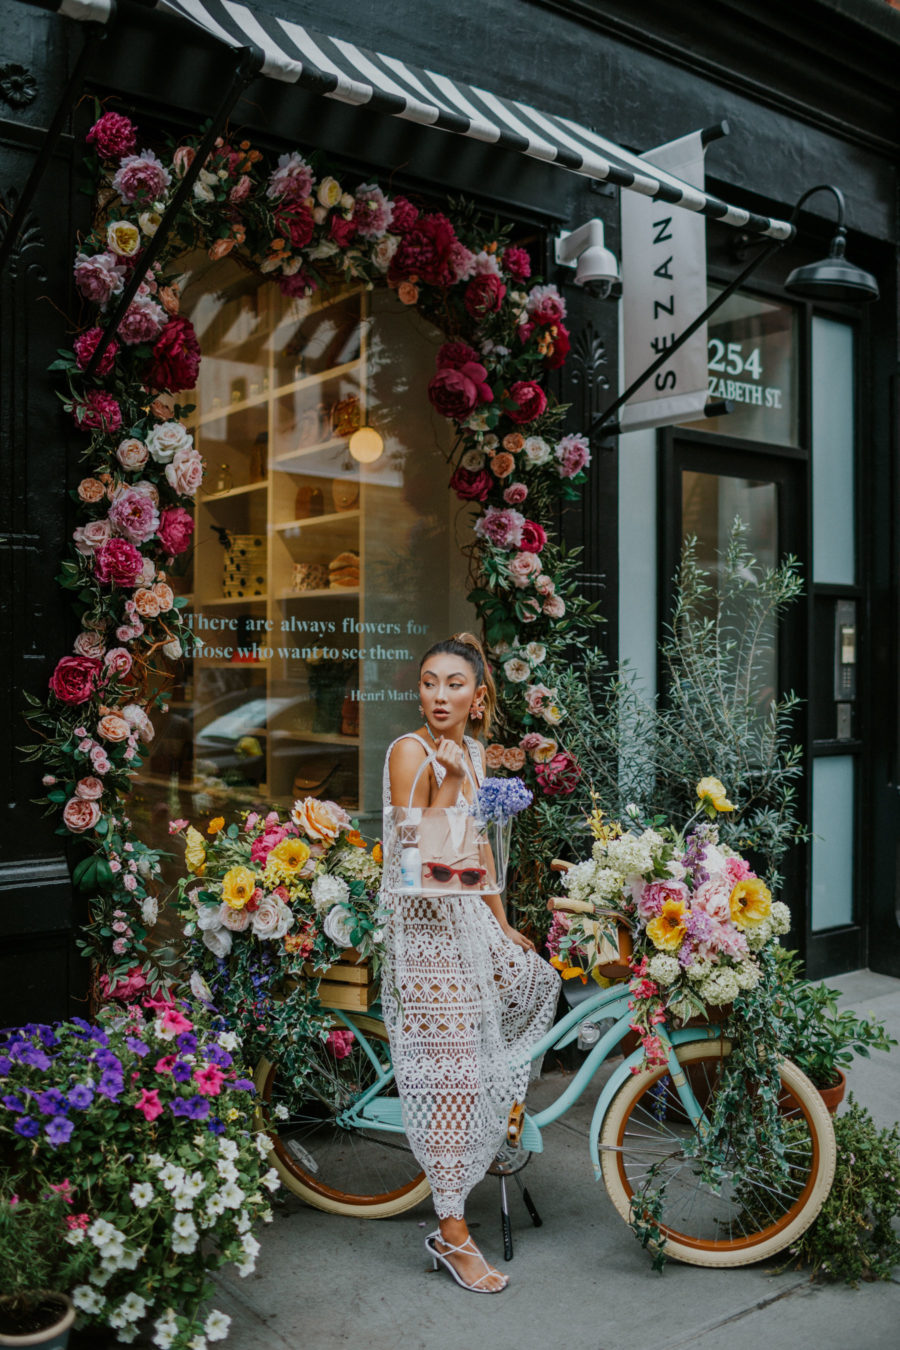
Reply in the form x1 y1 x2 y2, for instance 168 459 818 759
45 1116 75 1147
36 1089 67 1116
67 1084 94 1110
232 1079 256 1094
170 1095 209 1120
17 1046 51 1070
171 1061 192 1084
97 1070 124 1100
207 1117 226 1135
176 1033 197 1055
2 1093 25 1112
203 1044 232 1069
14 1116 39 1138
94 1050 121 1072
0 1055 12 1076
125 1037 150 1058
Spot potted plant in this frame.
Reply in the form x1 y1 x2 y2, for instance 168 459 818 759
0 1181 91 1347
774 950 897 1110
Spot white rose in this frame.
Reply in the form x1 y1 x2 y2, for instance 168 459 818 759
317 176 342 207
461 449 486 470
251 897 293 939
523 436 551 465
323 904 355 947
116 437 149 470
196 905 223 933
141 896 158 926
372 234 399 271
146 422 193 464
524 642 546 664
503 657 531 683
120 702 155 743
165 446 204 497
139 211 162 236
163 637 183 660
202 928 232 958
219 901 252 932
311 873 350 914
340 192 355 211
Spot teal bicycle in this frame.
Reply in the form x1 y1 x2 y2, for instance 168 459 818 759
254 901 835 1268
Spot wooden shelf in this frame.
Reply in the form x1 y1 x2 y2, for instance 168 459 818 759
274 510 360 532
199 594 268 605
192 392 271 427
270 730 360 746
201 482 267 503
192 358 362 430
275 587 359 600
273 436 350 467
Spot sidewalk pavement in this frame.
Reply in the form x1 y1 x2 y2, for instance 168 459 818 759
211 969 900 1350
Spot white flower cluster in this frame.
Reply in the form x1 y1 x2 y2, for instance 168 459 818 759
84 1216 140 1278
564 829 665 910
647 954 681 986
311 872 350 914
697 966 740 1007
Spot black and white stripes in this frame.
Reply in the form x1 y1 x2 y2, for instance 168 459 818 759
44 0 796 239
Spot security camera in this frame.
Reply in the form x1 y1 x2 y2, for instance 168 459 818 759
554 219 620 298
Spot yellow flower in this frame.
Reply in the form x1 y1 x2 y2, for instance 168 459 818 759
222 865 258 910
696 776 734 812
207 817 225 835
372 842 383 864
184 826 206 876
317 176 343 208
106 220 141 257
226 1108 240 1121
345 829 366 848
267 838 311 875
646 898 688 951
549 955 587 982
729 877 772 928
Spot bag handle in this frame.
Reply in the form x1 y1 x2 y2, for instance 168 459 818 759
407 748 478 809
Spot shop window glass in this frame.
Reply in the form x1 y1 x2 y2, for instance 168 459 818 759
811 316 855 585
130 258 475 868
811 756 855 930
688 287 798 446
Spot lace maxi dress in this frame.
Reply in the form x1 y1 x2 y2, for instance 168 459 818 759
380 733 561 1220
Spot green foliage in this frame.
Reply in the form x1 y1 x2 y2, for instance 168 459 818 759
773 949 897 1088
786 1097 900 1284
0 1181 93 1314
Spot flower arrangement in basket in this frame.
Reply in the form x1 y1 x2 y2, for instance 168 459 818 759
172 797 385 1084
551 779 791 1067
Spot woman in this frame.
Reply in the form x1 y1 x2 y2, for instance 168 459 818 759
382 632 560 1293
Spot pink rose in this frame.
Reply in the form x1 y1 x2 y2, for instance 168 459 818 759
86 112 137 161
534 750 581 796
73 631 106 659
49 656 102 706
229 174 252 204
535 573 555 596
464 273 506 317
507 551 541 588
725 857 752 884
555 433 591 479
164 446 204 497
73 520 112 555
542 593 566 618
693 878 732 924
526 284 567 325
89 746 111 773
97 714 130 743
75 777 104 801
519 732 545 752
104 647 133 677
503 482 528 506
507 381 547 426
73 327 118 376
636 879 689 922
116 438 149 471
448 466 492 502
525 683 553 715
108 487 160 545
71 390 122 433
94 538 144 588
172 145 196 178
73 250 126 304
428 362 493 421
157 506 195 556
473 506 525 550
62 797 102 833
112 150 171 203
519 520 547 554
116 296 167 346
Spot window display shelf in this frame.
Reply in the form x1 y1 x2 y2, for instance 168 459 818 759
275 588 359 601
270 730 360 746
201 482 267 503
193 391 272 427
272 436 350 467
271 357 361 398
194 659 270 669
200 594 269 605
274 510 360 532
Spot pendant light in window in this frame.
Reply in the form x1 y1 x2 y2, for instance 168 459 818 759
348 426 384 463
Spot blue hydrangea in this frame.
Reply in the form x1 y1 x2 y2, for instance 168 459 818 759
470 776 534 826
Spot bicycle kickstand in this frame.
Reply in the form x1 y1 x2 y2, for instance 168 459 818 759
513 1168 543 1228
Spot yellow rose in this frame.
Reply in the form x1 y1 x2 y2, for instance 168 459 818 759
646 898 688 951
222 865 258 910
696 776 734 812
543 705 563 726
317 176 342 208
729 877 772 928
532 737 558 763
106 220 141 257
184 826 206 876
267 838 311 875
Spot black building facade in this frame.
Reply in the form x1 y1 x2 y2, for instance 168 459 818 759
2 0 899 1025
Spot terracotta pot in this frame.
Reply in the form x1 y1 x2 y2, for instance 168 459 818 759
816 1067 847 1115
0 1293 75 1348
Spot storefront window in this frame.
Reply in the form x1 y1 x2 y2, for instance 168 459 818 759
129 258 474 858
688 287 799 446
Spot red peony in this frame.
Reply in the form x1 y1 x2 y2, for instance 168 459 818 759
48 655 103 706
464 273 507 318
503 246 531 280
274 203 315 249
535 750 582 796
157 506 195 556
73 327 119 376
94 537 145 588
389 212 461 287
72 390 122 433
428 362 493 421
391 197 420 233
437 341 480 370
520 519 547 553
278 270 316 298
329 214 357 248
147 316 201 393
449 466 493 502
86 112 137 161
544 322 571 370
507 380 547 425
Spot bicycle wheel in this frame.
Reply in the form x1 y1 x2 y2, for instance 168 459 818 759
600 1039 835 1267
254 1014 430 1218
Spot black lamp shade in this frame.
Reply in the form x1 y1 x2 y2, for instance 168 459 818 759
784 233 879 303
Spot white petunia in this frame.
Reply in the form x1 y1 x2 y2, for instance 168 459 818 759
220 1181 246 1210
261 1168 281 1193
73 1285 105 1314
255 1132 272 1160
130 1181 154 1209
153 1329 176 1350
117 1248 140 1271
65 1227 86 1245
273 1103 289 1121
172 1213 197 1238
218 1031 238 1052
119 1293 147 1323
206 1194 225 1218
116 1327 139 1343
217 1138 238 1160
241 1232 261 1258
216 1159 238 1183
204 1310 232 1342
171 1231 199 1254
158 1163 185 1191
234 1209 252 1233
236 1259 256 1277
187 1337 208 1350
87 1217 118 1248
147 1152 165 1169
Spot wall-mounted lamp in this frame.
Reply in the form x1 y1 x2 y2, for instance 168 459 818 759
784 185 878 304
554 218 620 297
348 426 384 463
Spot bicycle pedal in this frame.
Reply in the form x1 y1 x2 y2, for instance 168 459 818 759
506 1100 525 1147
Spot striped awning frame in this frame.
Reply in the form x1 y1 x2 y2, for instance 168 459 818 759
48 0 794 240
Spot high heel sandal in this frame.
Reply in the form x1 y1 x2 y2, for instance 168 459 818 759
424 1230 509 1294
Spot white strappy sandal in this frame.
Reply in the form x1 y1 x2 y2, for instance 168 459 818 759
424 1230 509 1294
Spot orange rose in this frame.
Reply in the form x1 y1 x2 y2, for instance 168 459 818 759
97 714 130 742
502 747 526 771
78 478 106 503
485 743 506 769
502 433 525 453
149 394 175 420
490 453 516 479
158 287 180 316
133 587 161 618
209 237 235 261
398 281 419 305
291 796 343 842
152 582 174 612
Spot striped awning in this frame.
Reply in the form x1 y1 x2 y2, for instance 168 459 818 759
49 0 794 239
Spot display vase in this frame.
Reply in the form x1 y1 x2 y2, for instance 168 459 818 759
0 1293 75 1348
484 816 513 895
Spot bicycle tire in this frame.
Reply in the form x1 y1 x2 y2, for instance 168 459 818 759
600 1039 835 1267
254 1014 431 1218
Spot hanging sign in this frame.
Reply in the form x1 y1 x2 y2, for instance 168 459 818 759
619 131 709 433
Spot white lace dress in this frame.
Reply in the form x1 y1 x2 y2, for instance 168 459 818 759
380 733 560 1220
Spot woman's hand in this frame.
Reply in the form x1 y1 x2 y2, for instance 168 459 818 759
503 923 536 954
433 736 465 780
